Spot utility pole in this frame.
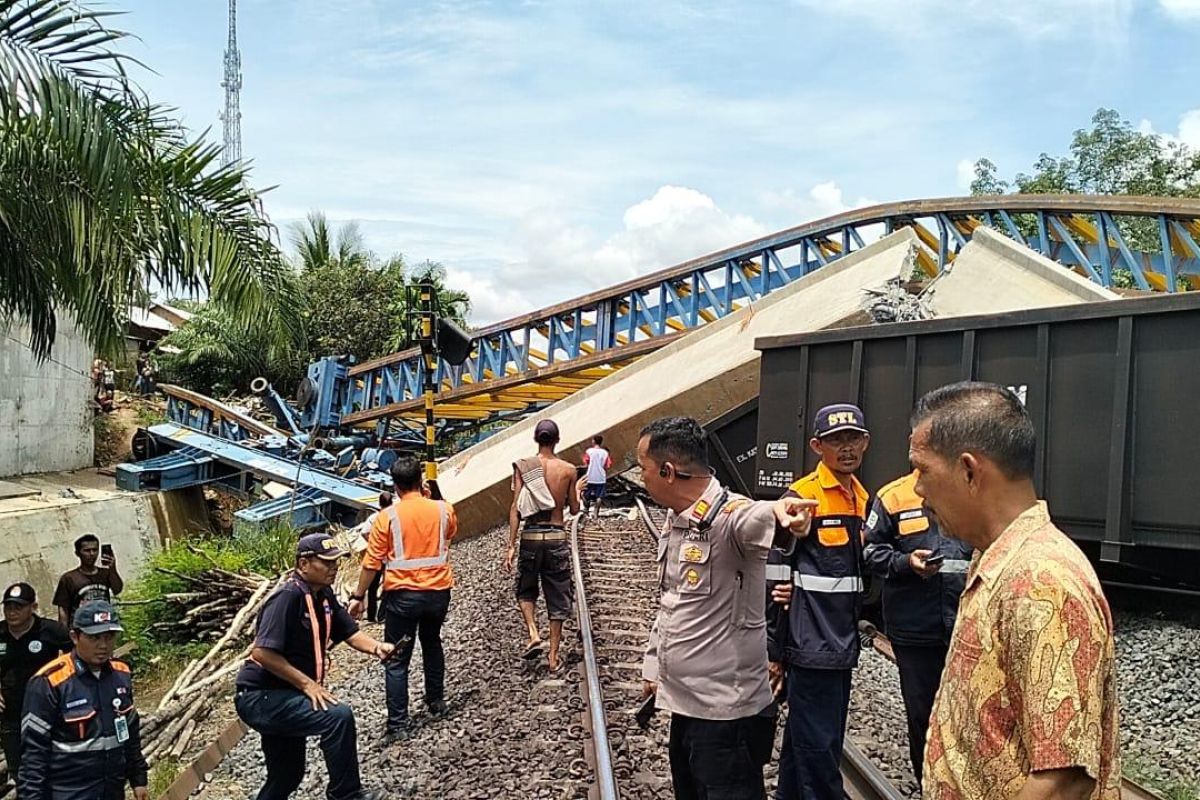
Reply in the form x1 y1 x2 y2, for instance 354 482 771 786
419 284 442 500
220 0 243 166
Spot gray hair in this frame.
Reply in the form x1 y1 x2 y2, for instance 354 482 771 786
910 381 1035 480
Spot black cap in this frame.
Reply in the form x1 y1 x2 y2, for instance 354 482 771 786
813 403 869 438
296 533 349 560
73 600 123 634
2 583 35 606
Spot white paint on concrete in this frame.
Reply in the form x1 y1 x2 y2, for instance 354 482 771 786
929 225 1119 315
0 472 160 607
0 316 94 477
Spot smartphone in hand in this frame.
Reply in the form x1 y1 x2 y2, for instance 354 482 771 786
100 543 114 567
924 552 944 567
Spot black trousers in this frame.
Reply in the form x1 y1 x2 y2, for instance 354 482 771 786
668 711 775 800
891 641 949 783
1 719 19 785
783 667 852 800
234 689 362 800
383 588 451 729
365 571 382 623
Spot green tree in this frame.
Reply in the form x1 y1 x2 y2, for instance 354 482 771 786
968 109 1200 287
0 0 301 360
292 212 471 361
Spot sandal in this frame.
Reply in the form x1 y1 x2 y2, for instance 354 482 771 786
521 641 545 660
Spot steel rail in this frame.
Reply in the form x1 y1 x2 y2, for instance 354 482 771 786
568 512 621 800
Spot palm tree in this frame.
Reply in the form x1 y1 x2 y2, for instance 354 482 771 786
290 211 371 273
0 0 301 359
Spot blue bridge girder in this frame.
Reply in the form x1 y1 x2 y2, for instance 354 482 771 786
301 195 1200 431
116 423 382 528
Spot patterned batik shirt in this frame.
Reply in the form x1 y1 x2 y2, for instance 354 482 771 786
923 502 1121 800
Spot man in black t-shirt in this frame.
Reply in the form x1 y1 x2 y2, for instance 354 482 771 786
52 534 124 627
0 582 71 782
235 532 392 800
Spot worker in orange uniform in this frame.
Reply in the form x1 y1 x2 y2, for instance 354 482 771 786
348 455 457 740
771 403 870 800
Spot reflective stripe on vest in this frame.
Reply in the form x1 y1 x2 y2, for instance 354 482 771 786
940 558 971 575
792 573 863 593
385 502 449 570
765 564 792 581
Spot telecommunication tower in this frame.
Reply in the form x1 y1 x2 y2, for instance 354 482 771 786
220 0 242 165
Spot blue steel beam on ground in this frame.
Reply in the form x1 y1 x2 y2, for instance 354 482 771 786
303 195 1200 429
116 422 381 526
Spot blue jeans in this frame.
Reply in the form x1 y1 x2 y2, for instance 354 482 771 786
383 588 451 729
234 688 362 800
782 667 852 800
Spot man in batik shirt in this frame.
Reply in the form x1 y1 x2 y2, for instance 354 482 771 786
907 382 1119 800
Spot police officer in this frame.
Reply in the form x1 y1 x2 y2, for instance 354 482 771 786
19 600 148 800
637 416 816 800
862 470 971 782
773 403 870 800
235 532 392 800
0 582 71 782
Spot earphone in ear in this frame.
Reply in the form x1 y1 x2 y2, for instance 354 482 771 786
659 464 671 478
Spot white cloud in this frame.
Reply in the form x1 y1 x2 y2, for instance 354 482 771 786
444 268 532 327
760 182 878 222
1159 0 1200 19
1137 109 1200 150
513 186 769 293
956 159 977 191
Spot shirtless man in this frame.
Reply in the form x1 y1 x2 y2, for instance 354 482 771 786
504 419 580 672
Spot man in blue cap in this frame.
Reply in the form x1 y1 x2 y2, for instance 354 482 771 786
235 531 393 800
770 403 870 800
19 599 149 799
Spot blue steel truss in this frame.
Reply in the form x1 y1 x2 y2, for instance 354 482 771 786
309 195 1200 429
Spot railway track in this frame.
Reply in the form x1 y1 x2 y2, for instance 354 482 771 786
568 500 908 799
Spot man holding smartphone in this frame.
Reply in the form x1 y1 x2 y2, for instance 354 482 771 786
52 535 124 627
862 470 973 783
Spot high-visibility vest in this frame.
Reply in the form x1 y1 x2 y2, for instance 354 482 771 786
384 501 450 571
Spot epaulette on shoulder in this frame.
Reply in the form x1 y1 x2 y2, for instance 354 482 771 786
878 473 922 513
876 473 912 498
110 659 131 674
722 497 751 514
34 653 75 687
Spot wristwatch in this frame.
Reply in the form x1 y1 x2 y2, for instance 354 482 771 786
350 593 365 601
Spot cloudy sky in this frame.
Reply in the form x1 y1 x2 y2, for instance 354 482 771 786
120 0 1200 323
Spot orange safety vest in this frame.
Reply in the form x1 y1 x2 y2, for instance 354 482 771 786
368 497 455 591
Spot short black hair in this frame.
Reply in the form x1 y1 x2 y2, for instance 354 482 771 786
378 491 393 509
639 417 708 471
910 381 1035 480
74 534 99 555
592 434 604 446
391 456 423 492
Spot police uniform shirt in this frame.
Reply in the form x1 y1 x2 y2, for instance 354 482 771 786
642 477 777 721
236 574 358 692
0 616 71 723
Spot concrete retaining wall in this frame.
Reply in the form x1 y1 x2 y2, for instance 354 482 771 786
0 317 94 477
0 475 162 608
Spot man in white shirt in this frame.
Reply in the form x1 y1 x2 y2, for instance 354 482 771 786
581 434 613 520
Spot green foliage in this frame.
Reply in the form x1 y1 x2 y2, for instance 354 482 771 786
148 758 182 796
968 109 1200 257
119 524 299 674
292 212 471 361
0 0 302 361
157 302 305 396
